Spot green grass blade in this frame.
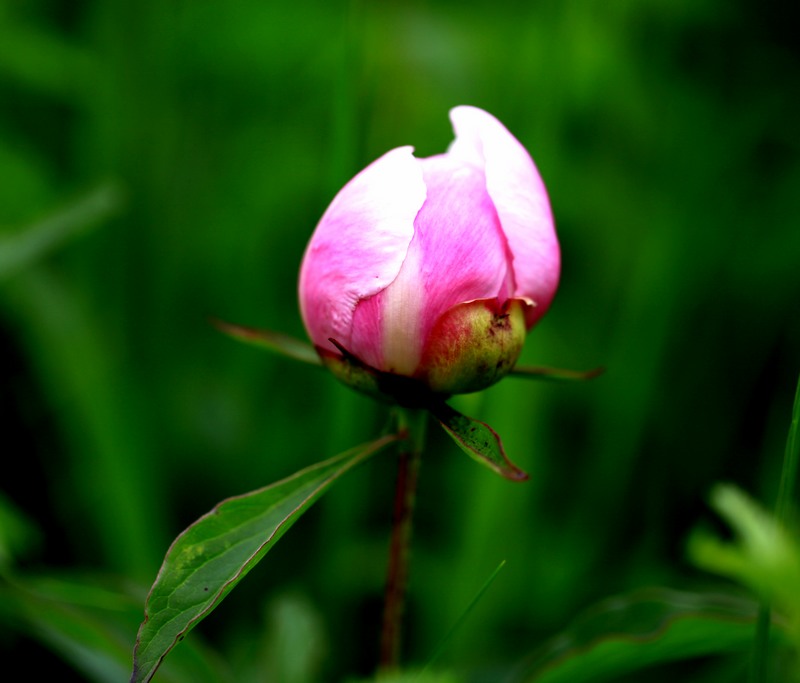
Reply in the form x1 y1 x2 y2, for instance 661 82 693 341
131 434 398 683
776 373 800 525
0 182 123 280
419 560 506 676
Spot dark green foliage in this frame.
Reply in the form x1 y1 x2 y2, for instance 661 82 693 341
1 1 798 681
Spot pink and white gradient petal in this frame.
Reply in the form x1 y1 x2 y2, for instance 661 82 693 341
299 146 427 354
351 154 511 375
448 106 560 327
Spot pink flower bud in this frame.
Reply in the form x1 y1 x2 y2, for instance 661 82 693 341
299 106 560 403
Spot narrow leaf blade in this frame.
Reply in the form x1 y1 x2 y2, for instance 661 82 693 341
421 560 507 674
511 588 773 683
0 182 123 280
776 372 800 523
131 435 397 683
431 403 528 481
3 573 229 683
211 318 321 366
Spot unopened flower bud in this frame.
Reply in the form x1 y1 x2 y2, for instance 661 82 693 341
299 106 560 403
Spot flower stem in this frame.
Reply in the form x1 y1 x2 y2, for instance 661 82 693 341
379 407 427 672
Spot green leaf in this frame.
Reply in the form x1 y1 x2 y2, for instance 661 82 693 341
211 318 321 366
688 484 800 649
131 435 398 683
511 588 769 683
1 573 229 683
509 364 605 382
430 402 528 481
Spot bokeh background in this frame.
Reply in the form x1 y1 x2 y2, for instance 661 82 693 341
1 0 798 681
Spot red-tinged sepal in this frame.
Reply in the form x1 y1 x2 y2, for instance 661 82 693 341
510 364 605 382
429 401 528 481
212 318 321 366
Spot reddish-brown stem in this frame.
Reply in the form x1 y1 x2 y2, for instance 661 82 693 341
379 408 426 672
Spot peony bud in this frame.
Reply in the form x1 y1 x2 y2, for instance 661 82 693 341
299 106 560 404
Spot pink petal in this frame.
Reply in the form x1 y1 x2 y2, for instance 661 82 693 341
298 146 427 354
414 155 511 326
354 154 510 375
448 106 560 326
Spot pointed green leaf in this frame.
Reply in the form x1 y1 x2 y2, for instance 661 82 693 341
688 484 800 641
131 435 398 683
211 319 321 366
430 402 528 481
2 573 230 683
511 588 775 683
510 364 605 382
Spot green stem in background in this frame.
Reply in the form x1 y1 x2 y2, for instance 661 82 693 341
750 373 800 683
380 407 428 672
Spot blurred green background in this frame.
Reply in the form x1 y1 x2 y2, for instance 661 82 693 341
1 0 798 681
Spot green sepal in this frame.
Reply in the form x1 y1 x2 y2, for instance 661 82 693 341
211 318 321 365
430 402 528 481
510 364 605 382
131 434 398 683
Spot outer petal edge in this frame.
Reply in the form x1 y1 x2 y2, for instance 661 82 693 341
449 106 560 327
298 146 427 352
